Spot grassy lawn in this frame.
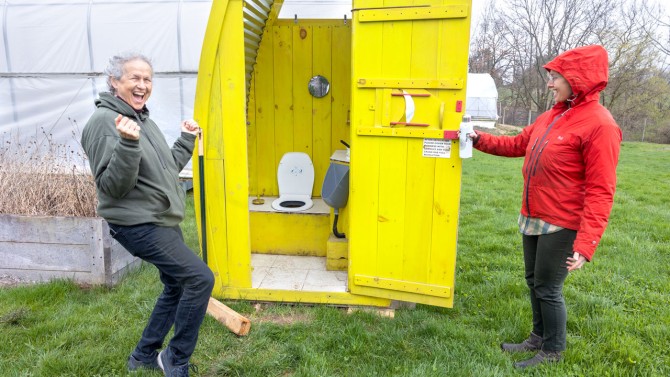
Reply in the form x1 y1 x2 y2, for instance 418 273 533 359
1 142 668 376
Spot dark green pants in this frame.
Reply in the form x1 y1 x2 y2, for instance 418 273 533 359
522 229 577 352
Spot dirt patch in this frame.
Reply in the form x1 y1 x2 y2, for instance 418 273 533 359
496 123 524 133
0 307 30 325
475 123 524 136
0 274 34 288
252 312 314 325
249 303 315 325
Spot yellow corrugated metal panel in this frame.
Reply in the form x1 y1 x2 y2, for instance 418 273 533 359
253 0 273 13
243 13 265 32
243 0 280 99
243 3 267 25
244 28 262 44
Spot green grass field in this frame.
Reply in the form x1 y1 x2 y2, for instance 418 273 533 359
1 142 668 376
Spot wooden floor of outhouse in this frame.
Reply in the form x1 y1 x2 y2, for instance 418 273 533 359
251 254 347 292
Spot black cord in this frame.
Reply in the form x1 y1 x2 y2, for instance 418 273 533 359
333 213 346 239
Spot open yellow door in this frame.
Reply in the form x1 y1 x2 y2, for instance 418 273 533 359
348 0 471 308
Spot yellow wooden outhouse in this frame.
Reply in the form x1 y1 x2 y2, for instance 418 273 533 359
193 0 472 308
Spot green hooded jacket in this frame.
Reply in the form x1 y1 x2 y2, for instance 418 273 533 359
81 92 196 227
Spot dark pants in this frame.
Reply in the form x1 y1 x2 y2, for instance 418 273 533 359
109 223 214 366
522 229 576 352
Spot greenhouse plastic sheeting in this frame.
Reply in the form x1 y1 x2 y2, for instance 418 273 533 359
465 73 499 121
1 0 212 174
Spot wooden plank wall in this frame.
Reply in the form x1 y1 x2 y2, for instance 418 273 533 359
0 215 140 285
347 0 471 307
248 20 352 198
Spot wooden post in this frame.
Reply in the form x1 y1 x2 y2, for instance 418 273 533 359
206 297 251 336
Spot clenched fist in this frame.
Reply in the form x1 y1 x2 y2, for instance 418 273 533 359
115 115 141 140
181 119 200 135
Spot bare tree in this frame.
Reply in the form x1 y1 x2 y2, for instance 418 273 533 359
468 1 516 87
469 0 670 142
640 1 670 60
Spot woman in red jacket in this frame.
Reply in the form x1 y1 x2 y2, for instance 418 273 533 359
466 45 622 368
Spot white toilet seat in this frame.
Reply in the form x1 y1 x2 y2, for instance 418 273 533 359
271 195 313 212
272 152 314 212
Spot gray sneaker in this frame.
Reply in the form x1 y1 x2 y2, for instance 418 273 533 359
501 332 542 353
514 350 562 368
127 354 160 371
158 349 194 377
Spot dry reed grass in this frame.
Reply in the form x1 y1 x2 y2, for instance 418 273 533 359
0 124 97 217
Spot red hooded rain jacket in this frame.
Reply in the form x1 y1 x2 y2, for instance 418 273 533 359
474 45 622 261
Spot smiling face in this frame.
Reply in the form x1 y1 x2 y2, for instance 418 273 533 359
111 59 153 111
547 70 573 103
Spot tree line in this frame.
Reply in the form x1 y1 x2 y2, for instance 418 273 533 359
469 0 670 143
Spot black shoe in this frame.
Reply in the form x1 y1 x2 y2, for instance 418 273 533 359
501 332 542 353
514 350 562 368
158 349 197 377
127 354 160 371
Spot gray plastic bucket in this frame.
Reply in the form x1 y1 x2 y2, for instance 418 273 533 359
321 163 350 209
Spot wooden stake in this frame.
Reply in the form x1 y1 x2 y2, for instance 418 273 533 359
206 297 251 336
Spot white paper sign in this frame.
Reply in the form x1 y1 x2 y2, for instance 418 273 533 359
422 138 451 158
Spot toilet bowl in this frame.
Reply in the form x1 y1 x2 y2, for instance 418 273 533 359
271 152 314 212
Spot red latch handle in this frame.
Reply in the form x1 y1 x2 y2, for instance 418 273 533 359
443 130 459 139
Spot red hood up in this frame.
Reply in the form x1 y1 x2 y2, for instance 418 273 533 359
543 45 609 106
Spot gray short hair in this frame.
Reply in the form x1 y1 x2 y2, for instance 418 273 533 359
104 52 153 94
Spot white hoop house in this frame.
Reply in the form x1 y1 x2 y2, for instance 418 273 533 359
1 0 212 174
